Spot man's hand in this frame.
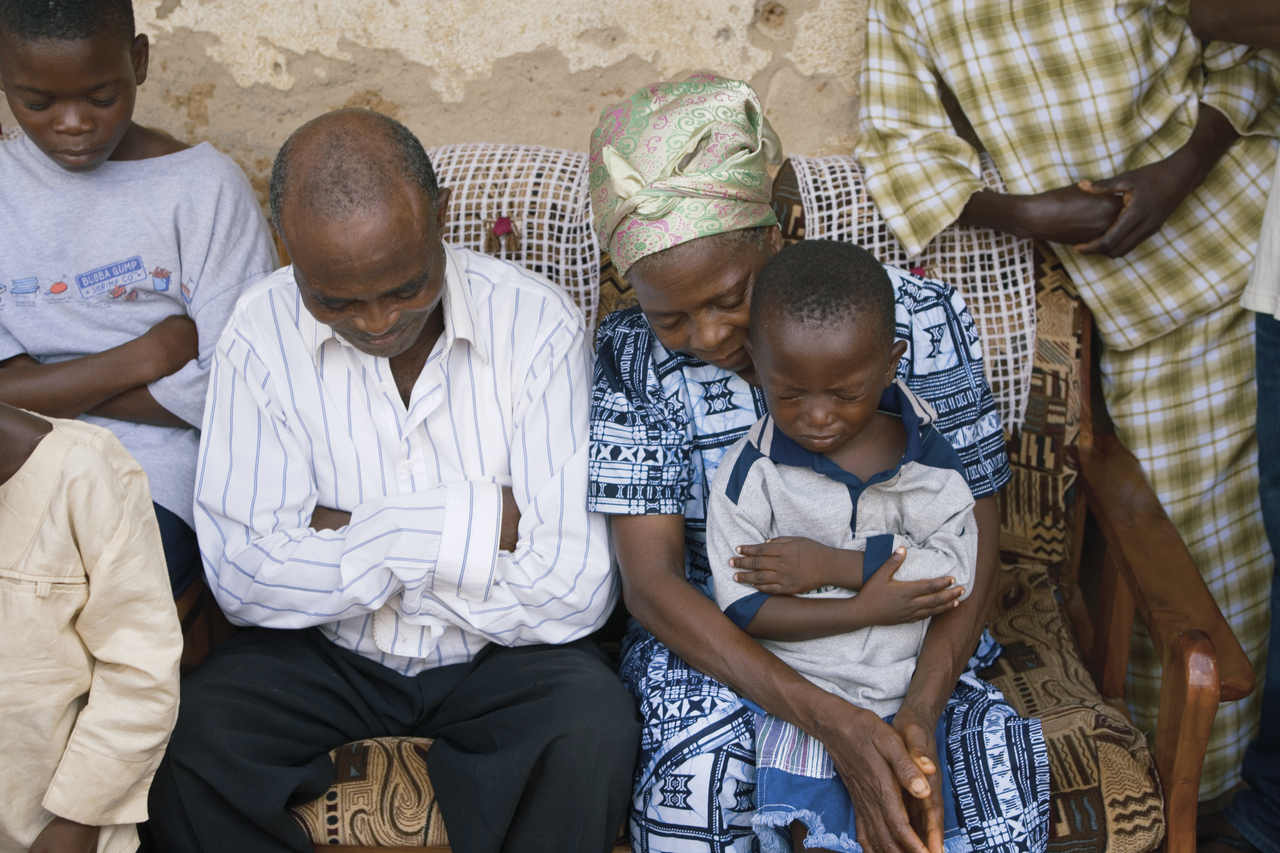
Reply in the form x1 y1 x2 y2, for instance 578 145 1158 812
500 486 520 552
855 548 962 626
27 817 100 853
1012 185 1125 246
1074 162 1199 257
139 315 199 379
818 700 937 853
311 506 352 531
1075 103 1239 258
730 536 861 592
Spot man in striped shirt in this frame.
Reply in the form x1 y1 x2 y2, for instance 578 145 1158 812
147 109 640 853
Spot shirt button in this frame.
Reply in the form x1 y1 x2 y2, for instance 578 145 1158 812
399 459 412 470
379 381 390 392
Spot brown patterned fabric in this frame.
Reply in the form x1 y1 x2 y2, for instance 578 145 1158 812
999 243 1082 564
596 250 637 323
291 737 450 847
983 563 1165 852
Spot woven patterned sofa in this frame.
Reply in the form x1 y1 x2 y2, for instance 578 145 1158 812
250 144 1249 853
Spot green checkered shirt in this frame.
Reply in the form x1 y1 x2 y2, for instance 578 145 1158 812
857 0 1280 350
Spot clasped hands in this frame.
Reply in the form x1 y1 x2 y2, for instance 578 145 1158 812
731 535 959 852
1021 158 1189 258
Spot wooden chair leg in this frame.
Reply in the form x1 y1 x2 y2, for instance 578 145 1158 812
1090 548 1136 703
1064 489 1094 652
1153 630 1220 853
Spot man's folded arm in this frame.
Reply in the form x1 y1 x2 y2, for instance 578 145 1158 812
196 331 424 627
393 324 613 645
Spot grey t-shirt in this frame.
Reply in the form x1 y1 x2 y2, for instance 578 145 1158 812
0 134 277 526
709 380 976 718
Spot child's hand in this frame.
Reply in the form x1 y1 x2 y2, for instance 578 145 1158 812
855 547 964 626
731 536 855 593
27 816 99 853
139 315 199 379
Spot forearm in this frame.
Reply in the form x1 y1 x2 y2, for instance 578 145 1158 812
958 190 1032 238
0 346 161 419
898 495 1000 722
744 594 872 641
85 385 193 428
1179 104 1240 186
1189 0 1280 49
629 561 864 731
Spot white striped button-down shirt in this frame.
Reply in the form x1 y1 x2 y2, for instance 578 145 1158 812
195 245 615 675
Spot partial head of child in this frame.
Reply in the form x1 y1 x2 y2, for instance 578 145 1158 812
747 239 909 472
0 0 180 170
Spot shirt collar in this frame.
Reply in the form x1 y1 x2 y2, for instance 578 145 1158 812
300 244 488 366
751 379 938 482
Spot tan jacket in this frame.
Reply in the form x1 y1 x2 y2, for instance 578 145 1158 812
0 418 182 853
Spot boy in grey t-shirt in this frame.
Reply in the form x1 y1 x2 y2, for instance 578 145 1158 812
0 0 276 594
708 241 981 853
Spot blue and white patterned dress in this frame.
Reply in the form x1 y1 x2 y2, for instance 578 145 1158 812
588 266 1050 853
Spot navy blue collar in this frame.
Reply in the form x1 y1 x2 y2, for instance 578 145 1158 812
758 382 926 488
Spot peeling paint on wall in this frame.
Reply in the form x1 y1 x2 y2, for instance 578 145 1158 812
136 1 776 102
0 0 867 210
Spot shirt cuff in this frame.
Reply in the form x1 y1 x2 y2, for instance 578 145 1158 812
1202 62 1280 138
863 534 897 584
43 740 158 826
434 480 503 603
724 591 770 630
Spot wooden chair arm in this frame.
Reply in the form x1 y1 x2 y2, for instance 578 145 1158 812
1076 434 1254 702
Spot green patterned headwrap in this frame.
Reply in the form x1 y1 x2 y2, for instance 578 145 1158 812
589 74 783 276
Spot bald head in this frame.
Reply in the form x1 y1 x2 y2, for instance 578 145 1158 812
268 109 440 231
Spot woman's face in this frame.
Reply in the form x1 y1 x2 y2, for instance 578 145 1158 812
627 226 783 379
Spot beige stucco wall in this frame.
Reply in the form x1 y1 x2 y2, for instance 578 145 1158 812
1 0 866 205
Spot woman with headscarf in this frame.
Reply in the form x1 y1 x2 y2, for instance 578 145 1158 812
587 75 1049 853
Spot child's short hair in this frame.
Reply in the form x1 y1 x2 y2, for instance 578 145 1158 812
0 0 134 44
750 239 896 346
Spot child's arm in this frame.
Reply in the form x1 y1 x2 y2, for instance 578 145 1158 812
743 551 962 641
26 817 99 853
146 158 278 429
708 472 963 641
39 434 183 832
0 316 196 424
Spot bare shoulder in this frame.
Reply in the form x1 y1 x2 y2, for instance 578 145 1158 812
0 403 52 487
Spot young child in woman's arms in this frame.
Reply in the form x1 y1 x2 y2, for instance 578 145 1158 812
708 239 978 853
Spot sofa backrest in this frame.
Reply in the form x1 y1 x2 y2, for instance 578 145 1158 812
427 142 1035 432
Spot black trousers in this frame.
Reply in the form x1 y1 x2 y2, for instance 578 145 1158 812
147 628 640 853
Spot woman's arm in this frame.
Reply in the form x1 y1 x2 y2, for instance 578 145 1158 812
616 513 947 853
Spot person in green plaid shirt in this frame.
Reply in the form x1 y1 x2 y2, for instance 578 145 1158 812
857 0 1280 800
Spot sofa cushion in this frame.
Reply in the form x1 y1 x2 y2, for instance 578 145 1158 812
982 562 1164 853
291 737 449 847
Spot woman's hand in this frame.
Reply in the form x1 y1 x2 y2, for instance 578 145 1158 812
27 817 100 853
816 698 938 853
893 704 946 853
730 536 860 592
856 548 963 626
